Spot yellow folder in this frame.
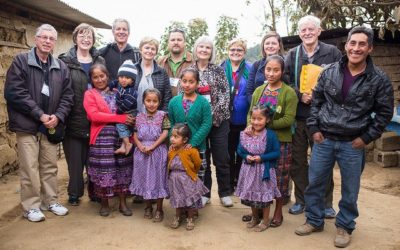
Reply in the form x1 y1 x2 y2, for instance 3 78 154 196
300 64 323 94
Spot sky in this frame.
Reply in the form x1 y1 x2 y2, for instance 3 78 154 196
62 0 288 47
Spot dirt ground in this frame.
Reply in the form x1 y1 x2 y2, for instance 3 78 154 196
0 159 400 250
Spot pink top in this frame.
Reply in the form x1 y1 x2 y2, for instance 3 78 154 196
83 88 127 145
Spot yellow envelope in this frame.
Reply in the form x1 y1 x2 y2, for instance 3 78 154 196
300 64 323 94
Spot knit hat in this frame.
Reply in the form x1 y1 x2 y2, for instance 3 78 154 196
118 60 137 81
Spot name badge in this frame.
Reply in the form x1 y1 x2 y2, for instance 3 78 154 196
41 83 50 96
169 78 179 87
203 94 211 103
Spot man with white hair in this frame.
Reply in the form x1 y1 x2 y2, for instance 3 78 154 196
100 18 141 82
4 24 74 222
284 15 342 217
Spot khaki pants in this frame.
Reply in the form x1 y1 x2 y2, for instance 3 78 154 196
16 132 59 212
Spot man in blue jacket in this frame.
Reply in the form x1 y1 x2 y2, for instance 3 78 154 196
295 26 394 248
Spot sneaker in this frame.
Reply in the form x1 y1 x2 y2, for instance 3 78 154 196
68 196 80 206
24 209 45 222
220 196 233 207
325 207 336 219
289 203 305 215
48 203 69 216
334 227 351 248
201 196 210 206
295 223 324 236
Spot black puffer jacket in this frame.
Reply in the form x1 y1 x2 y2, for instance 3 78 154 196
307 55 394 144
58 47 105 138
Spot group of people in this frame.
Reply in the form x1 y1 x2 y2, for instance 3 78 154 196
4 13 394 247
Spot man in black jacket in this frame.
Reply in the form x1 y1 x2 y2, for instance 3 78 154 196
295 26 394 248
100 18 141 81
4 24 74 222
284 15 342 217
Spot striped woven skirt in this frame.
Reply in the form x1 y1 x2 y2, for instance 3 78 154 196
88 125 133 198
276 142 292 198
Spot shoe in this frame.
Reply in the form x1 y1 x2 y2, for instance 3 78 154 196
186 218 195 230
201 196 210 206
119 207 133 216
246 218 260 228
48 203 69 216
242 214 253 222
24 209 45 222
144 207 153 219
220 196 233 207
325 207 336 219
289 203 305 215
99 207 110 217
68 196 80 206
153 210 164 222
334 227 351 248
170 216 182 229
269 216 283 228
295 223 324 236
254 220 269 232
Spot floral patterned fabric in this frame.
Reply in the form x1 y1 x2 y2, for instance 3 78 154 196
189 63 230 127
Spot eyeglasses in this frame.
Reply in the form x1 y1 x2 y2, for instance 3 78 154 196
36 35 57 42
229 48 244 53
77 35 93 40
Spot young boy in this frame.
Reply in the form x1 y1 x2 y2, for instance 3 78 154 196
112 60 138 155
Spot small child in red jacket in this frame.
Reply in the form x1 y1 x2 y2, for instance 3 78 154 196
168 123 209 230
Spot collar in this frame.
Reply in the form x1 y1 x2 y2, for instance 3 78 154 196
28 48 60 70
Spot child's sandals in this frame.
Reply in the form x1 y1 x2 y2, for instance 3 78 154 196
254 220 269 232
170 216 182 229
153 210 164 222
186 218 195 231
144 207 153 219
246 218 260 228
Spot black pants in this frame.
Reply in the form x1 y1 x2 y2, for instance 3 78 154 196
63 134 90 198
204 120 231 198
228 123 246 191
290 120 334 207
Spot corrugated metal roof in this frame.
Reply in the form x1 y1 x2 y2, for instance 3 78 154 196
8 0 111 29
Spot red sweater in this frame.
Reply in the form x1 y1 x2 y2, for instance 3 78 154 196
83 89 127 145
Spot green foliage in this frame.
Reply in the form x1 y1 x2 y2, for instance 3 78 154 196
245 44 261 63
159 21 186 56
214 15 239 64
296 0 400 29
187 18 209 53
94 31 106 48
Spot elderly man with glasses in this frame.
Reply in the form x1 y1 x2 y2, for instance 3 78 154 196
4 24 73 222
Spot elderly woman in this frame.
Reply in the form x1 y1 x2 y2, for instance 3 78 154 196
189 36 232 207
59 23 105 206
134 37 172 113
220 38 252 193
247 55 298 227
246 31 285 102
83 64 135 216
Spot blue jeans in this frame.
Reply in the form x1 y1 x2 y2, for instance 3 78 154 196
305 139 364 234
116 123 132 138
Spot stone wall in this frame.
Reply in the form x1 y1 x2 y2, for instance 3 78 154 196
0 10 73 176
370 44 400 106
